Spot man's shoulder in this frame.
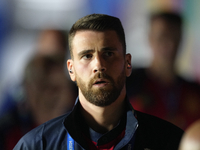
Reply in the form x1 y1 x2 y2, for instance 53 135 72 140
134 110 184 150
14 113 69 149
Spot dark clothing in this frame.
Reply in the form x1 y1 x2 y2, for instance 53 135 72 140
134 111 183 149
126 68 200 130
14 97 183 150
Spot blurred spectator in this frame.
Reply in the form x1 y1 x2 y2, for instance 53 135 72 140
23 54 77 124
126 11 200 130
36 29 68 56
0 29 72 115
0 29 78 150
179 119 200 150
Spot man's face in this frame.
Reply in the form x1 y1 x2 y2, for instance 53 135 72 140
149 18 181 63
67 30 131 107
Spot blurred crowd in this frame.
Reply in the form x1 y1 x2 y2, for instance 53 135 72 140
0 29 77 150
0 9 200 150
126 11 200 130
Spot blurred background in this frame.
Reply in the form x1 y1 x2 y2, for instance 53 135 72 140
1 0 200 149
0 0 200 106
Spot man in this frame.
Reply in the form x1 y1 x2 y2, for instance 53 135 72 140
14 14 183 150
126 12 200 130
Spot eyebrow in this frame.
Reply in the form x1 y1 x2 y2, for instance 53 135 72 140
78 49 94 58
101 47 117 52
77 47 117 57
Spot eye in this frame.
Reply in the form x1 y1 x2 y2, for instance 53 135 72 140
82 54 93 60
104 51 114 57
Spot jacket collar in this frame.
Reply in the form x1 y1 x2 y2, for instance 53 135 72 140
63 96 138 149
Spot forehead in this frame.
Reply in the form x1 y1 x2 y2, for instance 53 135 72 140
71 30 123 54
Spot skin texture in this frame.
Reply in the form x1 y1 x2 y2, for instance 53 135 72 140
67 30 132 133
179 119 200 150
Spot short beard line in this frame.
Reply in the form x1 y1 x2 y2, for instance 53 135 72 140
76 70 126 107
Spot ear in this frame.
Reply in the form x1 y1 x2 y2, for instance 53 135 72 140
125 53 132 77
67 59 76 82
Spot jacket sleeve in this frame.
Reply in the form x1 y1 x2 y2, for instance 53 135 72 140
13 137 29 150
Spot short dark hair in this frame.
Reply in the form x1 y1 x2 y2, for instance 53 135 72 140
150 11 182 27
68 14 126 59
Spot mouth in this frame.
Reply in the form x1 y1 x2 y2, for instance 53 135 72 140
93 79 109 87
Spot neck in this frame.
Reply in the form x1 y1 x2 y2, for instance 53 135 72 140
79 87 126 134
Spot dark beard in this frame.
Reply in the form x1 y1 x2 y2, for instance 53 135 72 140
76 69 126 107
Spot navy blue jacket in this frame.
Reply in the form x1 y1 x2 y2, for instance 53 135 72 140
14 98 183 150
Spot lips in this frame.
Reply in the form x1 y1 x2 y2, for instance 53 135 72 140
93 79 108 85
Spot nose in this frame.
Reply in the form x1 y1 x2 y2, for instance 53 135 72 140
93 55 106 73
